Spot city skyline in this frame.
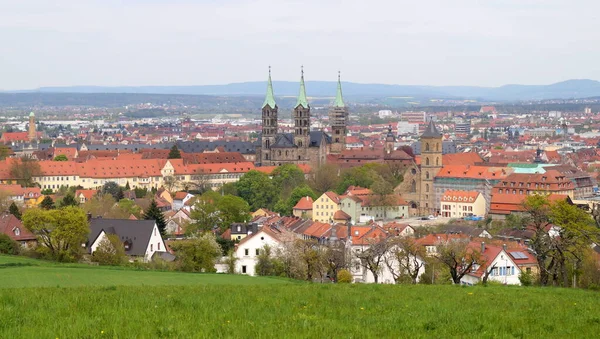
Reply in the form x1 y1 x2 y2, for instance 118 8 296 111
2 0 600 90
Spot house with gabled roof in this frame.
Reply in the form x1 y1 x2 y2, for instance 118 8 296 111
0 213 37 247
234 225 288 275
312 191 341 223
87 218 167 262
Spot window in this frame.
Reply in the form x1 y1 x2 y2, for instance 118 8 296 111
425 143 430 151
150 244 153 251
158 243 161 251
426 157 430 166
14 228 20 236
244 249 249 256
256 249 260 255
242 266 247 274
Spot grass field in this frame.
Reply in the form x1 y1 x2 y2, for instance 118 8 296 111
1 255 599 338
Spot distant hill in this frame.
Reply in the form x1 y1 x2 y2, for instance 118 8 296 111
6 79 600 101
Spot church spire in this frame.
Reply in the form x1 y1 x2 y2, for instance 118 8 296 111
262 66 276 109
334 71 345 107
295 66 309 109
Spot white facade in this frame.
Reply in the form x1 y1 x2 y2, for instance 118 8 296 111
144 224 167 262
235 230 281 276
350 244 425 284
461 249 522 286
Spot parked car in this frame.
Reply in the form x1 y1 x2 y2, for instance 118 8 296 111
428 215 436 220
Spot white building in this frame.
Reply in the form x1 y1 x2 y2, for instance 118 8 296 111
234 226 283 276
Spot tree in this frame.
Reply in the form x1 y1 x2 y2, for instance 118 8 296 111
296 239 327 281
125 181 131 190
143 200 167 236
436 239 481 284
309 164 340 195
216 195 251 232
222 249 238 274
59 193 79 208
235 170 278 211
274 185 317 216
91 234 128 266
386 237 426 284
9 157 42 187
325 241 348 282
255 245 276 276
163 175 178 193
117 199 142 219
355 238 391 283
271 164 306 200
170 233 222 272
40 196 55 210
8 202 22 220
188 193 221 234
53 154 68 161
101 182 123 201
168 145 182 159
22 207 89 262
83 194 117 218
0 233 19 255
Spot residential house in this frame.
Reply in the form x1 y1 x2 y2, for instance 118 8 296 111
440 190 486 218
230 223 259 241
172 192 195 211
234 225 284 275
461 242 537 286
88 219 167 262
312 192 341 223
164 209 191 237
292 196 313 219
75 189 98 204
382 222 415 237
0 213 37 247
340 194 409 224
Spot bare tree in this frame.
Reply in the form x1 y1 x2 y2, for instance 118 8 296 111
436 239 481 284
355 238 390 283
325 241 349 282
386 236 426 284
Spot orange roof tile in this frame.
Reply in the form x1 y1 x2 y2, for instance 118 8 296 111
293 196 314 210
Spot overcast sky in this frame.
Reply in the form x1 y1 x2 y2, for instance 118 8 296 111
1 0 599 90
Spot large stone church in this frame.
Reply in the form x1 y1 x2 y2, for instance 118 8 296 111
256 68 348 167
395 119 443 216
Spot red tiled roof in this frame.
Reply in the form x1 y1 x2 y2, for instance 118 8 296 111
442 152 482 166
0 213 36 241
293 196 314 210
441 190 481 202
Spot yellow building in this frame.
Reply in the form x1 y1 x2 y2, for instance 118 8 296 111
440 190 486 218
312 192 341 223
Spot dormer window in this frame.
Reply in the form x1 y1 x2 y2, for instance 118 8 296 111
14 228 20 236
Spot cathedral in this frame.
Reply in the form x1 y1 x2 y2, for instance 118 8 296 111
256 68 348 167
395 119 443 216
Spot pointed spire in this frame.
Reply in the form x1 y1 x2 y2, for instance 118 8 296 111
421 119 441 138
334 71 345 107
295 66 309 109
262 66 276 109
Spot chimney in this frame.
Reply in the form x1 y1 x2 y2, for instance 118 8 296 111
502 243 507 251
481 241 485 253
87 213 92 222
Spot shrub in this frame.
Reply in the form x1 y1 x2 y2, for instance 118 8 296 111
337 269 352 283
91 234 128 266
170 233 222 272
0 234 19 255
519 271 534 287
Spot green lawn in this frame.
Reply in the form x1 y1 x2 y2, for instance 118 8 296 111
0 255 287 288
1 255 599 338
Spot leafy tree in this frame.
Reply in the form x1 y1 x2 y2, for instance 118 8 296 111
40 196 55 210
134 187 148 198
188 193 221 234
117 199 142 218
325 241 349 282
22 206 89 262
296 239 327 281
59 193 79 208
101 182 123 201
41 188 53 195
223 249 237 274
235 170 278 210
0 144 11 160
8 202 22 220
125 181 131 190
271 164 306 199
436 238 481 284
255 245 276 276
386 236 426 284
221 182 238 196
355 238 391 284
274 185 317 216
9 156 42 187
53 154 68 161
170 233 222 272
216 195 251 232
82 194 117 218
91 234 128 266
168 145 182 159
143 199 166 236
0 233 19 255
309 164 340 194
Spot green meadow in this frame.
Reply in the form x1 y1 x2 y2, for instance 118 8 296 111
1 255 599 338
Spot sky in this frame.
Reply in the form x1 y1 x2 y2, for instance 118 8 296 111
1 0 599 90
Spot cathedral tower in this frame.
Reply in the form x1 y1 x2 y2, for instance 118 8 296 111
261 67 278 165
419 119 442 215
293 67 310 158
28 112 36 142
329 72 347 154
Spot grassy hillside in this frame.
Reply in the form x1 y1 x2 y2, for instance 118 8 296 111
0 255 598 338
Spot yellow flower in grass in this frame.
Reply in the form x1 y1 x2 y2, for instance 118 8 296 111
360 307 364 310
